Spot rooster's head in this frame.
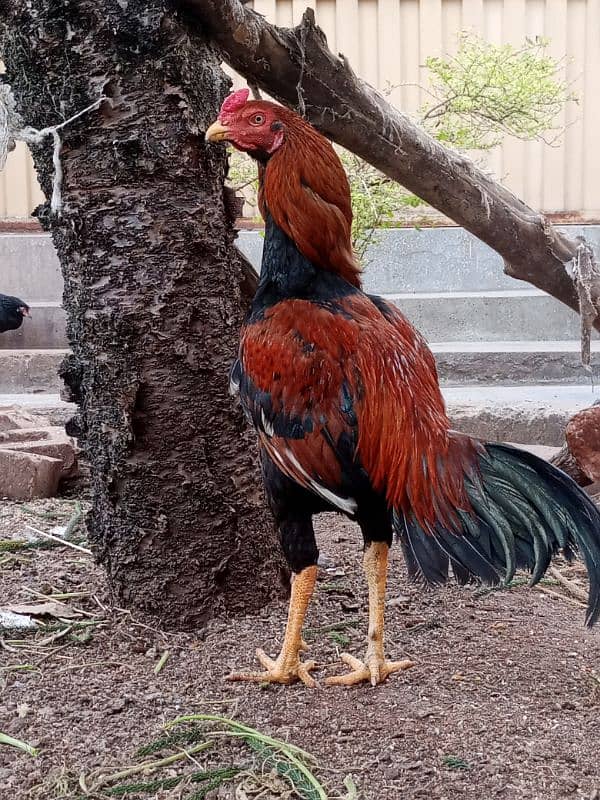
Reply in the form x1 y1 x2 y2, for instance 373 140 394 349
205 89 292 157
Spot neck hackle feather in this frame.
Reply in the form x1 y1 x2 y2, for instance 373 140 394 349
258 107 362 288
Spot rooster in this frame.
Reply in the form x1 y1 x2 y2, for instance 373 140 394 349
206 89 600 688
0 294 30 334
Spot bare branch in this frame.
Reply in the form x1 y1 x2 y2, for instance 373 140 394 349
177 0 599 329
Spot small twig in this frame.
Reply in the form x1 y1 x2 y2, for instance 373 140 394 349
113 607 175 639
34 640 74 666
54 659 132 674
23 524 92 555
24 589 90 602
536 586 587 608
154 649 171 675
87 741 213 789
547 567 589 603
91 594 110 614
35 625 74 648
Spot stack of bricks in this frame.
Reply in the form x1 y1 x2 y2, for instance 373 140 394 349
0 408 78 500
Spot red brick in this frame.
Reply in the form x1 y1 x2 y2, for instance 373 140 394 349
0 428 53 443
5 440 78 478
0 408 43 432
0 449 63 500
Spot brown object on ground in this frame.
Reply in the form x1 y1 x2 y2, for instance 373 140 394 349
0 413 79 494
179 1 600 324
0 426 79 479
566 406 600 481
2 502 600 800
228 564 318 687
0 408 40 432
326 541 415 686
0 448 62 499
3 440 78 478
551 406 600 487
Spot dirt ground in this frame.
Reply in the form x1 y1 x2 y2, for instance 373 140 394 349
1 495 600 800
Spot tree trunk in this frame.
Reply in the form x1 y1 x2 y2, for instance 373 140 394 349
179 0 599 332
0 0 284 626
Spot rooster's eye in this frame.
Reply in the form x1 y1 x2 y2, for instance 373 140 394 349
250 114 265 126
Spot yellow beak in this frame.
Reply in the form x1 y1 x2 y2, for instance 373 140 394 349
205 120 231 143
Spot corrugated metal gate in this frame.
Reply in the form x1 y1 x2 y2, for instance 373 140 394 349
2 0 599 219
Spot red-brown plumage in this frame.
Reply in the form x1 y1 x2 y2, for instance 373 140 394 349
241 295 476 530
208 91 600 672
337 294 475 529
260 113 361 287
214 93 360 287
241 300 355 493
216 89 481 530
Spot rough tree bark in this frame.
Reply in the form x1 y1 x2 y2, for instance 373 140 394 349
178 0 599 332
0 0 284 626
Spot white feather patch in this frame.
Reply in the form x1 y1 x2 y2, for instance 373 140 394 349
229 374 240 396
261 409 275 437
285 448 357 514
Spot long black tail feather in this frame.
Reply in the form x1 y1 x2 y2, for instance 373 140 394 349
394 442 600 626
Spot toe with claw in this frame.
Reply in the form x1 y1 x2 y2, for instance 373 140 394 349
325 652 414 687
227 647 317 687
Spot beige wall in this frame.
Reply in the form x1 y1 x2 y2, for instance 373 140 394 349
2 0 600 220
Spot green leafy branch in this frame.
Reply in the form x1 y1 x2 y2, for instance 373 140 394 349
422 34 576 149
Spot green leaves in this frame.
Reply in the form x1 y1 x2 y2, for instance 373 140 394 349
442 754 471 770
336 147 418 262
422 33 575 150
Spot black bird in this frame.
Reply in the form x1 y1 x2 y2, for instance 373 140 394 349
0 294 30 334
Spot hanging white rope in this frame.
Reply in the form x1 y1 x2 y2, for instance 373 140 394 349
0 84 103 215
572 239 600 373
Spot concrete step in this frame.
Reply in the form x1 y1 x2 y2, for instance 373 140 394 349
444 383 597 446
1 341 596 396
0 302 67 349
431 340 600 386
237 224 600 294
386 290 583 342
0 349 66 393
3 230 597 345
0 294 588 349
3 385 593 447
4 226 600 300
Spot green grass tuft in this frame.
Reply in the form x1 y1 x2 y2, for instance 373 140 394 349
442 755 471 770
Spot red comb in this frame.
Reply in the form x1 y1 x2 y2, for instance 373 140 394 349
220 88 250 114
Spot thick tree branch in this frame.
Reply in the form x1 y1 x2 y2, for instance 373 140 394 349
178 0 600 331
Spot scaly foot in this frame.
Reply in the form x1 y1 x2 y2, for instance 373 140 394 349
227 647 317 687
325 652 414 687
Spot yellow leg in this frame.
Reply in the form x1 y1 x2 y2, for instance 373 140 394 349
326 542 414 687
227 565 318 687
